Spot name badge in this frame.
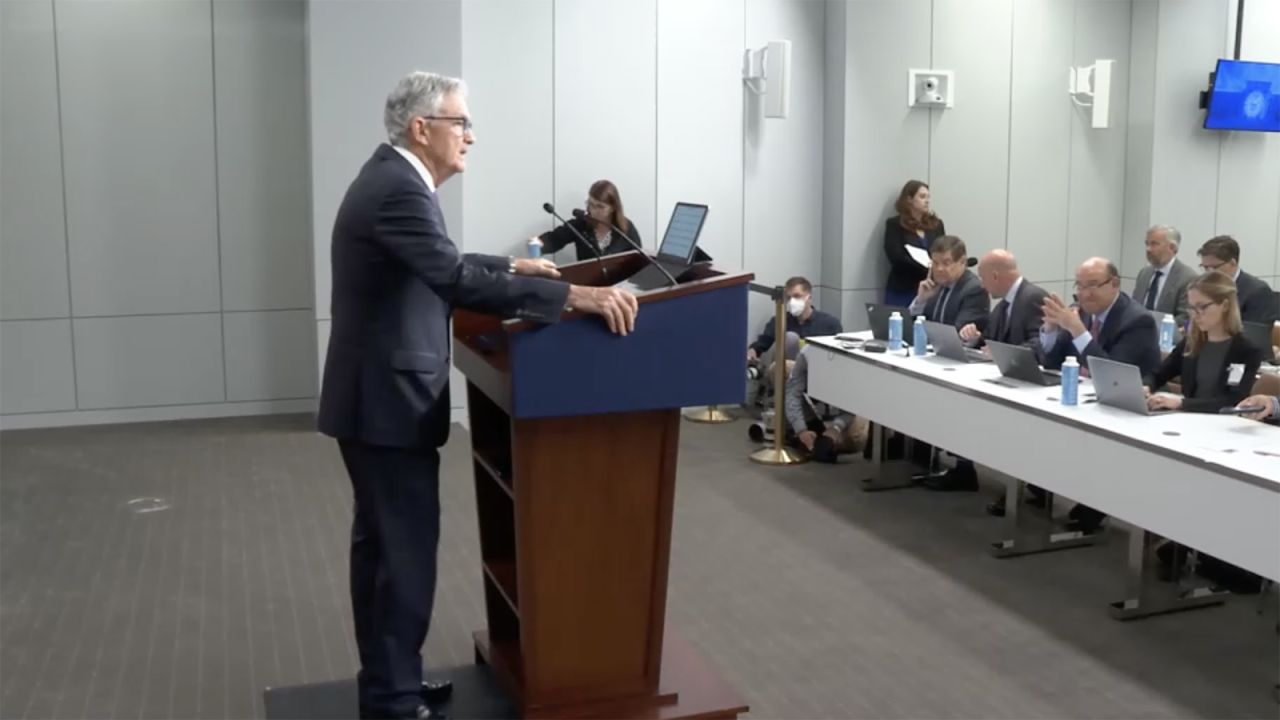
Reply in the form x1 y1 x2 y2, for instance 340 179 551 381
1227 363 1246 386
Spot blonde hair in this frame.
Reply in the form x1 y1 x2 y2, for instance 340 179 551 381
1184 270 1242 356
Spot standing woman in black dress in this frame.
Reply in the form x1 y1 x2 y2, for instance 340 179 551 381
883 180 946 307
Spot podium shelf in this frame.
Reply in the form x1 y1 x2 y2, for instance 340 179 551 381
483 560 519 614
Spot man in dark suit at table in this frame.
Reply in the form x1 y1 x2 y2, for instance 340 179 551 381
1038 257 1160 532
1134 224 1196 327
1197 235 1279 325
907 235 989 330
905 235 989 491
955 249 1050 510
318 71 637 720
959 249 1047 348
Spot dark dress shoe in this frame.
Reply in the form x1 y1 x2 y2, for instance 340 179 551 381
1065 503 1105 533
359 704 442 720
420 679 453 704
923 463 978 491
986 497 1006 516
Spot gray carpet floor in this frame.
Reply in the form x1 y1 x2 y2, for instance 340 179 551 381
1 413 1276 719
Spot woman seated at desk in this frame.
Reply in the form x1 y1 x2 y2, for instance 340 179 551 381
537 179 642 262
1146 272 1266 593
1145 271 1264 413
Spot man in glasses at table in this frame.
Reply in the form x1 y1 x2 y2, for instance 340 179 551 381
1034 257 1161 533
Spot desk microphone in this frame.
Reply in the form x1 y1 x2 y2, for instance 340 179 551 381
542 202 606 279
572 209 678 288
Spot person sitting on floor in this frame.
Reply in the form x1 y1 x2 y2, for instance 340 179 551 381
784 344 866 462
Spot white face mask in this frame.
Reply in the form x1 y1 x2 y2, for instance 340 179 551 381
787 297 807 317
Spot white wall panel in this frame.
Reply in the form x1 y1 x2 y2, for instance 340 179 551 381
460 0 553 258
0 320 76 414
841 0 932 293
929 0 1014 262
1146 0 1229 251
1 0 70 320
657 0 745 271
553 0 657 249
214 0 313 311
1067 0 1133 272
74 314 224 409
57 0 221 316
1006 0 1074 284
224 310 317 401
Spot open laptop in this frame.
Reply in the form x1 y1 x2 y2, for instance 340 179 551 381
923 320 992 363
864 303 914 345
986 340 1061 386
623 202 710 291
1088 356 1173 415
1242 321 1277 363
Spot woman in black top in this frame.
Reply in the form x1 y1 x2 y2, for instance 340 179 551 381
1146 271 1263 412
883 180 946 307
537 179 642 262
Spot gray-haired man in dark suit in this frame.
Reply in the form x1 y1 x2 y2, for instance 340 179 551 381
318 71 637 719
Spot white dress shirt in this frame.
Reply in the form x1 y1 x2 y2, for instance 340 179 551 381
392 145 437 193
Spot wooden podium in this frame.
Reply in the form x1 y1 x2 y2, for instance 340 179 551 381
453 251 751 719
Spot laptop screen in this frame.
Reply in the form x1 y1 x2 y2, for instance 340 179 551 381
657 203 708 263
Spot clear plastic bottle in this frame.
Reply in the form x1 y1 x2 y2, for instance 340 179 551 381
527 237 543 258
912 316 927 355
1061 356 1080 406
1159 315 1176 352
888 311 904 350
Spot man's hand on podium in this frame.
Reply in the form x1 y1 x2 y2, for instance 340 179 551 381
513 257 561 278
568 285 639 336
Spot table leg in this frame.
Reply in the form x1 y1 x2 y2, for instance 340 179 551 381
1107 530 1229 620
989 477 1102 557
859 422 918 492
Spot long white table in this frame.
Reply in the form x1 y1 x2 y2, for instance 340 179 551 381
804 334 1280 587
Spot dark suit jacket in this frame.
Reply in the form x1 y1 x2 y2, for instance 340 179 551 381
883 215 946 298
1236 270 1278 325
1148 334 1263 413
540 217 642 263
1133 257 1196 327
916 270 988 329
978 278 1048 346
1040 291 1161 375
318 144 569 448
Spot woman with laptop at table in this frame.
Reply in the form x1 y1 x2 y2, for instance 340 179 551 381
883 180 947 307
1145 271 1267 593
1144 271 1264 412
537 179 642 261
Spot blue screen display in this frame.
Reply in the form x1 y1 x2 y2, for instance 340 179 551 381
1204 59 1280 132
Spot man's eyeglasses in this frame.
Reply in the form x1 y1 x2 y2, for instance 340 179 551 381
423 115 474 134
1199 261 1226 272
1073 279 1114 291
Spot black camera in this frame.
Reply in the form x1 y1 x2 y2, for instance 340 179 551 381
746 358 764 380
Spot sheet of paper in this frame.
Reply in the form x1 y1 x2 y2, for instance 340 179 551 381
905 244 931 268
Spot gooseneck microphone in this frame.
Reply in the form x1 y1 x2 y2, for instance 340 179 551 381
572 209 678 288
542 202 606 279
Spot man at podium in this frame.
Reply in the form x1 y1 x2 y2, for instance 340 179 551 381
317 70 637 720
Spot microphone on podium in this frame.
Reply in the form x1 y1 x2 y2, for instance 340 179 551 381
572 209 678 288
541 202 607 279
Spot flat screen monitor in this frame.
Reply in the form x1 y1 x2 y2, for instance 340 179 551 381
1203 59 1280 132
657 203 708 263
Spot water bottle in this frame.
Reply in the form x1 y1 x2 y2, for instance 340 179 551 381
913 316 927 355
1159 314 1176 352
888 311 903 350
1060 356 1080 406
527 237 543 258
